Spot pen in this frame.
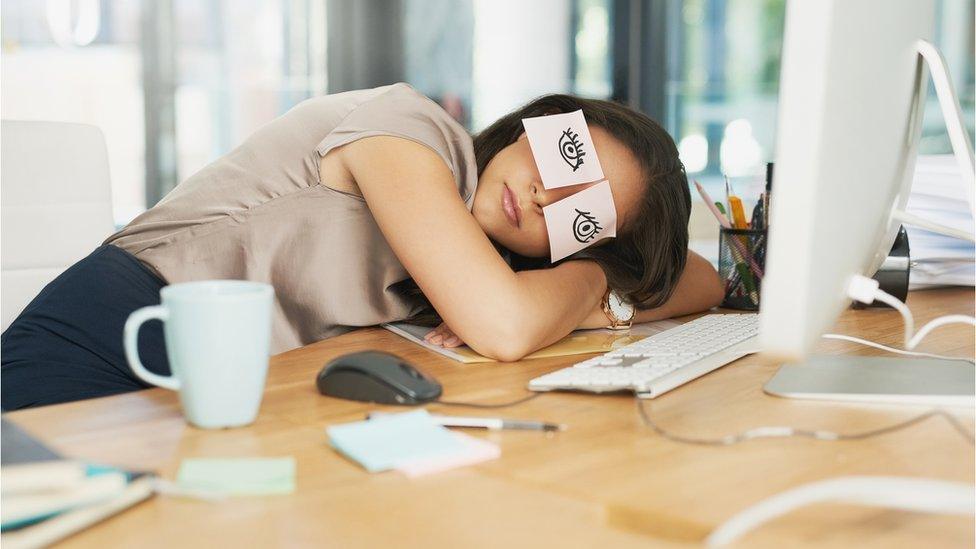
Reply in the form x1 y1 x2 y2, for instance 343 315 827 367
724 175 732 214
693 180 732 228
763 192 769 228
366 412 566 432
751 193 765 230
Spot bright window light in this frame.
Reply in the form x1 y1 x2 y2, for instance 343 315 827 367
679 134 708 173
720 118 762 176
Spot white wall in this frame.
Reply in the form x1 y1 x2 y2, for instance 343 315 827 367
472 0 572 131
1 47 145 224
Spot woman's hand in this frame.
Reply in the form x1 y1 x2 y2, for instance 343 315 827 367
424 322 465 348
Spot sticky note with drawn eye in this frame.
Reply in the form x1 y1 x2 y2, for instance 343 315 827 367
522 110 605 189
543 180 617 262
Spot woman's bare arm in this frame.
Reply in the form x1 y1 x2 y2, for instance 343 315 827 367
576 250 723 329
337 136 606 361
427 251 723 348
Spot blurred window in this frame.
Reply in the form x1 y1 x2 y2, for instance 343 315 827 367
2 0 326 225
669 0 975 195
572 0 613 99
3 0 971 224
2 0 145 224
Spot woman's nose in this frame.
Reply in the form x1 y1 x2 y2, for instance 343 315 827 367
530 181 595 208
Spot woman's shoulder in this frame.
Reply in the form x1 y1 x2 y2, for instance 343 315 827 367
293 83 460 131
316 83 478 205
321 82 469 140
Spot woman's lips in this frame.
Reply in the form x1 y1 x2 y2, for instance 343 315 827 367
502 184 521 228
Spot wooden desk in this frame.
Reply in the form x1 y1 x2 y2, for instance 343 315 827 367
6 289 975 548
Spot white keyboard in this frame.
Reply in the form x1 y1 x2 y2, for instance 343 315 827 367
528 314 759 399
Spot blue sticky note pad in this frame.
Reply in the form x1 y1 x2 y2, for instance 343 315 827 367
327 410 464 473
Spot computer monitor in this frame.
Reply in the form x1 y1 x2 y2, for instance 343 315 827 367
758 0 975 405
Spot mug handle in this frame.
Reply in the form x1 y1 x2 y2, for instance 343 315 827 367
124 305 180 391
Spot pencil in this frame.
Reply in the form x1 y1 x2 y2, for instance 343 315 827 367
728 196 749 229
693 181 732 228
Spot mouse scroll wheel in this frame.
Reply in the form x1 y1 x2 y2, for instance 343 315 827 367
400 364 422 378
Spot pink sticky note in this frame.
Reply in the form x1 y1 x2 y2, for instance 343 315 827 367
395 432 500 478
543 180 617 262
522 110 605 189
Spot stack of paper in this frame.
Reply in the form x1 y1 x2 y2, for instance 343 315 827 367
905 155 975 289
327 410 500 477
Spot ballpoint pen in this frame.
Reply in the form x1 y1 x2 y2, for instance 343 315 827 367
724 175 732 214
751 193 765 230
367 412 566 432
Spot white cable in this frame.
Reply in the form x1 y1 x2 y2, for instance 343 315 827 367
821 333 975 364
636 398 975 446
706 476 976 547
868 287 915 346
845 275 976 358
908 315 976 350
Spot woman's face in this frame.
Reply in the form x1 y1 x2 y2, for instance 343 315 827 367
472 126 645 258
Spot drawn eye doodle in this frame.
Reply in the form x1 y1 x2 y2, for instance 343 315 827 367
572 209 602 243
558 127 586 171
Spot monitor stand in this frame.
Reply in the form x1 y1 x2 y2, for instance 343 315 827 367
891 39 975 240
764 41 975 408
764 355 974 407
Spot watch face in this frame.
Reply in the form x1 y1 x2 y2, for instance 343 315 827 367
609 293 633 320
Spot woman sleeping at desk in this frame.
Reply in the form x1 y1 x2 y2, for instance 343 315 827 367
0 83 722 410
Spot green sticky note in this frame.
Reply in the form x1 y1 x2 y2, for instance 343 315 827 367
177 457 295 495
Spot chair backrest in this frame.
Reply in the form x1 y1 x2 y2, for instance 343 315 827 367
1 120 115 331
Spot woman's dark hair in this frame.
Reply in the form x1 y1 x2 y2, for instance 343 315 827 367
480 95 690 306
398 94 691 325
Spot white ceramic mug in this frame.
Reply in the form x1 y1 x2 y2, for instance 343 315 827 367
124 280 275 429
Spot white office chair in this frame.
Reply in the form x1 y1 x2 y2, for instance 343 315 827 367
1 120 115 331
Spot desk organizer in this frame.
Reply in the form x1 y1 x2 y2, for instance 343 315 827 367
718 227 767 310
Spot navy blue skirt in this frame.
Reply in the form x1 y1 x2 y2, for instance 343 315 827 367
1 245 171 410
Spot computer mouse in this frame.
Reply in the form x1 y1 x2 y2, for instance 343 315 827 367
316 350 442 405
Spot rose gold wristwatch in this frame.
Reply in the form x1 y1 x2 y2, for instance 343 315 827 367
601 289 635 330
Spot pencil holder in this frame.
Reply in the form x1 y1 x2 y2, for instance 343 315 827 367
718 227 767 310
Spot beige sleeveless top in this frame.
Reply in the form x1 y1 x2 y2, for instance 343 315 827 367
105 83 478 353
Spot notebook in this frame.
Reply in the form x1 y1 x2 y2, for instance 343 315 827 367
0 419 155 549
